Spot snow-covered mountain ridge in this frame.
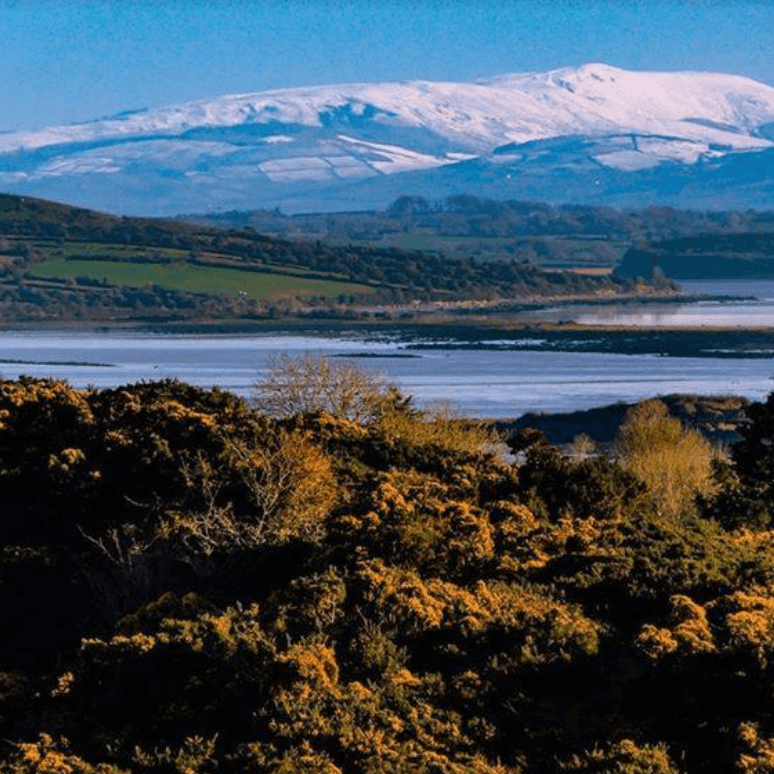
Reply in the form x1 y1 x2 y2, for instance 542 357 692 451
2 63 774 215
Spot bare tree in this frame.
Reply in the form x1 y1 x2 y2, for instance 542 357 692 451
253 352 408 423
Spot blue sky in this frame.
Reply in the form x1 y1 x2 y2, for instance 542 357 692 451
2 0 773 132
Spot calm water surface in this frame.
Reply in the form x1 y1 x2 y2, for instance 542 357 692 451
0 326 771 417
526 280 774 328
1 280 772 417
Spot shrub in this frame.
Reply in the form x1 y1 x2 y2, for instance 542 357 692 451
558 739 684 773
8 378 774 774
706 392 774 530
161 428 339 551
253 352 410 422
614 399 722 519
514 440 651 522
378 401 507 459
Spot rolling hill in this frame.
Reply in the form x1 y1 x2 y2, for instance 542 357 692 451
1 64 773 215
0 194 659 323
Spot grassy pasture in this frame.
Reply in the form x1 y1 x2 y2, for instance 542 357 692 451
31 258 376 300
30 240 355 281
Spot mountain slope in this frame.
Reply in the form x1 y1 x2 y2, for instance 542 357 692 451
1 63 774 215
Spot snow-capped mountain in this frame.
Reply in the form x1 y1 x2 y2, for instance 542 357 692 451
2 63 774 215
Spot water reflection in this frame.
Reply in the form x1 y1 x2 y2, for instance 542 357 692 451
528 279 774 328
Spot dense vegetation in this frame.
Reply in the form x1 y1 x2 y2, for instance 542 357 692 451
192 194 774 245
3 360 774 772
191 195 774 282
616 232 774 279
0 194 664 323
506 394 750 448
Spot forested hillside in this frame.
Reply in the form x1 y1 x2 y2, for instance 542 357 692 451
192 195 774 282
0 194 667 323
3 359 774 772
617 232 774 279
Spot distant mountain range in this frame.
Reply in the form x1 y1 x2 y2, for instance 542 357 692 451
1 63 773 216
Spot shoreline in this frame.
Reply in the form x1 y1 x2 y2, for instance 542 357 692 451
0 282 762 333
3 316 774 359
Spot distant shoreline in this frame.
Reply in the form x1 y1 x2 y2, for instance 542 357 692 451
2 315 774 360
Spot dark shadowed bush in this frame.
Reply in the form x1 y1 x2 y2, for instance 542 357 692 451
5 379 774 773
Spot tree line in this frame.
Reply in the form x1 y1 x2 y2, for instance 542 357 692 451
196 194 774 243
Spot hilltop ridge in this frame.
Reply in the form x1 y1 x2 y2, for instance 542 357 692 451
1 64 774 215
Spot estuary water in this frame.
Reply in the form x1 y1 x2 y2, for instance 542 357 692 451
528 280 774 328
0 326 772 418
0 280 772 418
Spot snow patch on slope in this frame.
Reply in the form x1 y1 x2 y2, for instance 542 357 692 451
3 64 774 157
1 63 774 213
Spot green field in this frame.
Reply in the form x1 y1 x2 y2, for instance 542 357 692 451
31 259 376 300
29 240 357 281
